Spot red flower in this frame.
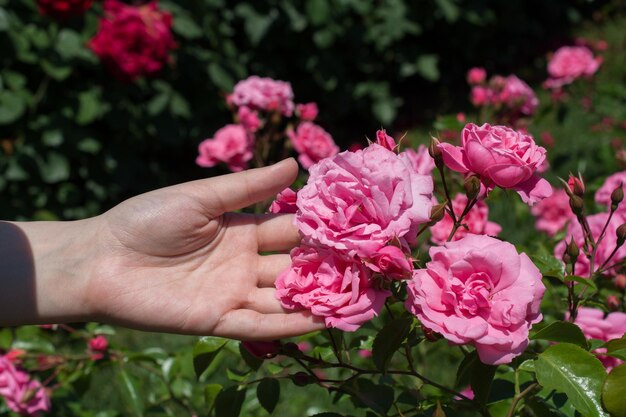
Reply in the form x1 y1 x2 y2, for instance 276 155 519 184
89 0 177 82
37 0 93 19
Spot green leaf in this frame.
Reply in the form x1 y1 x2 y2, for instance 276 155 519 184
170 93 191 118
238 342 263 371
524 397 567 417
38 152 70 183
173 14 203 39
602 364 626 417
41 60 72 81
435 0 460 22
456 351 497 404
310 414 344 417
0 90 25 125
208 63 234 92
565 276 597 290
214 386 246 417
42 130 63 147
306 0 330 26
372 316 412 371
531 254 565 279
204 384 222 411
604 337 626 361
76 89 103 125
416 54 440 82
192 337 228 379
0 8 9 31
55 29 85 60
531 321 589 349
257 378 280 414
147 92 170 116
518 359 536 373
235 4 278 45
535 343 608 417
117 368 144 417
343 378 394 414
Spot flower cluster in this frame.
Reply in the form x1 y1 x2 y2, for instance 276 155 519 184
37 0 92 19
89 0 176 82
545 46 602 89
0 355 50 416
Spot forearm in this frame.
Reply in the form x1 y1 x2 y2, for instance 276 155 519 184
0 219 96 326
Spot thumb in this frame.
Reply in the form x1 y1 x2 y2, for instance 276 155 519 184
185 158 299 216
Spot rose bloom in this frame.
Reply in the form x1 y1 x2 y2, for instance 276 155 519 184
498 75 539 116
430 194 501 245
89 0 176 82
572 307 626 371
596 170 626 213
555 211 626 277
237 106 261 132
545 46 602 89
275 246 390 331
196 124 253 172
296 143 433 258
406 235 545 365
399 145 435 176
288 122 339 169
467 67 487 85
471 86 491 106
37 0 92 19
230 76 295 116
0 356 51 416
438 123 552 206
531 188 575 236
268 188 297 214
296 103 319 121
364 245 413 280
89 335 109 352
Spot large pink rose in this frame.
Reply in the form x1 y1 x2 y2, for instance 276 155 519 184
572 307 626 371
399 145 435 176
430 194 501 244
275 246 390 331
438 123 552 205
288 122 340 169
296 144 434 258
88 0 176 82
596 171 626 213
230 76 294 116
555 212 626 277
545 46 602 89
0 356 51 416
405 235 545 365
196 124 253 172
531 188 575 236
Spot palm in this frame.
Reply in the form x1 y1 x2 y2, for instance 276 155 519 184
85 160 323 339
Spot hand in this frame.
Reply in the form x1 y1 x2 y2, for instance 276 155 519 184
1 159 324 340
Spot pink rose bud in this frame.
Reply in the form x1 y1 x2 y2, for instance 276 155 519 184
456 112 466 123
241 341 281 359
470 86 490 106
365 245 413 280
568 173 585 197
466 67 487 85
358 349 372 358
615 274 626 290
607 295 620 311
89 335 109 352
375 129 397 151
429 137 443 168
296 102 319 121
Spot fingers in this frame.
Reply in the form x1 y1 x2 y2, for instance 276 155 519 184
244 288 286 314
185 158 299 217
214 309 325 340
257 254 291 287
256 214 300 252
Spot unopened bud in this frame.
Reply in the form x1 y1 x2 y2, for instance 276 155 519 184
568 173 585 197
617 223 626 246
611 183 624 212
569 195 584 216
421 325 442 342
607 295 620 311
281 342 303 359
615 274 626 290
429 137 443 168
291 372 316 386
430 202 447 224
565 239 579 264
464 176 481 200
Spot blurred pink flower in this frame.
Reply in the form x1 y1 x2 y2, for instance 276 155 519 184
196 124 253 172
573 307 626 371
288 122 339 169
231 76 294 116
596 171 626 213
430 194 501 244
545 46 602 89
296 103 319 121
237 106 261 132
530 189 574 236
0 356 51 416
399 145 435 176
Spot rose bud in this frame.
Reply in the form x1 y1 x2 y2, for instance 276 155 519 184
569 195 584 216
565 239 580 264
429 137 443 168
430 202 447 224
88 335 108 352
376 129 397 152
463 176 481 200
607 295 620 311
617 224 626 246
611 183 624 212
365 246 413 280
568 173 585 197
281 342 304 359
615 274 626 290
241 341 281 359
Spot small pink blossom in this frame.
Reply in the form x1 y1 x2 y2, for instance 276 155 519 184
196 124 253 172
406 235 545 365
467 67 487 85
358 349 372 358
375 129 396 151
364 245 413 280
231 76 294 116
237 106 261 132
296 143 433 258
0 356 51 416
430 194 501 244
288 122 339 169
398 145 435 176
296 103 319 121
545 46 602 89
530 189 574 236
471 86 491 106
275 246 389 331
269 188 298 214
498 75 539 116
438 123 552 206
572 307 626 371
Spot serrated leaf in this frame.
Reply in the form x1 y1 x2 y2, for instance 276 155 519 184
531 321 588 349
204 384 222 411
530 254 565 279
214 386 246 417
257 378 280 414
602 363 626 417
192 337 227 379
372 316 412 371
535 343 608 417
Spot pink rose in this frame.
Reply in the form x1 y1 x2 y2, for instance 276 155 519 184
399 145 435 176
296 103 319 121
237 106 261 132
88 0 177 82
545 46 602 89
196 124 253 172
364 245 413 280
288 122 339 169
405 235 545 365
275 246 389 331
531 189 575 236
89 335 109 352
471 86 490 106
0 356 51 416
430 194 502 244
296 143 433 258
438 123 552 206
467 67 487 85
572 307 626 371
375 129 396 151
268 188 298 214
358 349 372 358
555 212 626 277
498 75 539 116
231 76 294 116
596 171 626 213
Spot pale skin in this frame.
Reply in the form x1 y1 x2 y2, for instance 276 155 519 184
0 158 325 339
